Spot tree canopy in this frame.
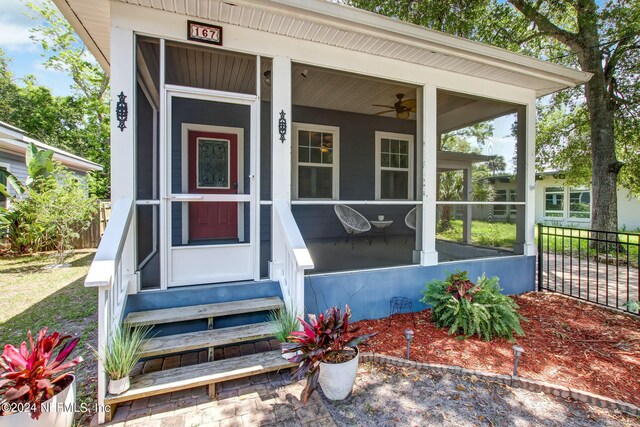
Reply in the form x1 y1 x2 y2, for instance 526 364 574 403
349 0 640 231
0 0 110 198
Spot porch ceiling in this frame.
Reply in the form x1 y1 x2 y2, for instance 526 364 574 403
53 0 590 97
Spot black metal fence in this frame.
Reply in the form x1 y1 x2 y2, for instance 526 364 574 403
537 224 639 316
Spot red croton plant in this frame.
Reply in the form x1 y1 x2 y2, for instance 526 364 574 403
0 328 82 419
283 305 376 403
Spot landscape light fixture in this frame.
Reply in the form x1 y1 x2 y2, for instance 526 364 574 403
404 329 414 360
512 345 524 376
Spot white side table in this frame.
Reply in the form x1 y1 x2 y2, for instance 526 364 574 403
370 220 393 244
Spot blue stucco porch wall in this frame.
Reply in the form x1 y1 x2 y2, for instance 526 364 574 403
304 255 536 322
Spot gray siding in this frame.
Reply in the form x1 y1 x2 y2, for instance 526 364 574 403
290 105 417 241
0 151 28 198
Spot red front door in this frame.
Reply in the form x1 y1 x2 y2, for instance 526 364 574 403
188 130 239 241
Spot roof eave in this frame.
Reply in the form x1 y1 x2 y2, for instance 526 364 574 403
52 0 110 72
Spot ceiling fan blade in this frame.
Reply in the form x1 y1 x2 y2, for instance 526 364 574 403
372 104 395 109
400 99 417 109
375 110 396 115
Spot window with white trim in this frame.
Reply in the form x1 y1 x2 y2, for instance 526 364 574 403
293 123 339 200
375 132 414 200
544 186 564 218
568 187 590 219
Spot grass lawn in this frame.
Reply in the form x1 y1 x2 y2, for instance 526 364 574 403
437 219 517 249
0 250 98 426
438 219 640 262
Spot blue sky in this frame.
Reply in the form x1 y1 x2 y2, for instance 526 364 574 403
1 0 75 96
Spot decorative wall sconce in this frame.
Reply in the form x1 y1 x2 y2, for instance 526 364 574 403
278 110 287 143
116 91 128 132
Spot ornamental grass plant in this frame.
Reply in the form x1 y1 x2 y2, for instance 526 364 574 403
91 325 152 381
267 305 300 343
420 271 525 341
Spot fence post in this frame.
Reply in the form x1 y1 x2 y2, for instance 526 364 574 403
537 223 543 292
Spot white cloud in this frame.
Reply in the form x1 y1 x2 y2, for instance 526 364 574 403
0 21 36 52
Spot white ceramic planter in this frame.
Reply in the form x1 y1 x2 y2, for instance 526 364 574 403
318 347 359 400
108 377 130 395
0 375 75 427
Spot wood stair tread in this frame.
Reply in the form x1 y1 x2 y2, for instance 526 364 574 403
124 296 283 327
105 350 294 405
138 322 276 358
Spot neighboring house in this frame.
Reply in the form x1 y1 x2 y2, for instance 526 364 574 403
473 172 640 231
0 121 103 206
53 0 590 421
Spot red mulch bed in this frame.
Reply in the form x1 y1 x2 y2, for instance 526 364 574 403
354 292 640 407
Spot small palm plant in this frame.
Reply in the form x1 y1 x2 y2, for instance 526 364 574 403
91 325 152 394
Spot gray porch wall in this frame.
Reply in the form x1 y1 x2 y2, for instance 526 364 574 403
304 255 536 322
291 105 417 240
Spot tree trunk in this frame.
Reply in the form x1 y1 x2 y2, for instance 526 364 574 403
572 2 619 234
581 53 618 233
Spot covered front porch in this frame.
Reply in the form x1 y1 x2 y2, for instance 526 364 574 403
58 0 590 422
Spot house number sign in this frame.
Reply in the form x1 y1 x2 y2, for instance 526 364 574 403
187 21 222 45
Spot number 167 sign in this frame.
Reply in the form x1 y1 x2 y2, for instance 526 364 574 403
188 21 223 45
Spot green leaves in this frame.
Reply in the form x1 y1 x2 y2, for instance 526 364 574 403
25 143 54 185
420 272 525 342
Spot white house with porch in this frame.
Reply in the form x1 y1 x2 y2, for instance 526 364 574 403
52 0 590 422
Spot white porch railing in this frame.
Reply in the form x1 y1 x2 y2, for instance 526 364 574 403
272 200 314 316
84 198 134 424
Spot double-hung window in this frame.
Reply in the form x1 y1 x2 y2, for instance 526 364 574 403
293 123 339 200
544 186 564 218
568 187 590 219
375 132 414 200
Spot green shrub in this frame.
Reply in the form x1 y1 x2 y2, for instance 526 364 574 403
420 271 525 341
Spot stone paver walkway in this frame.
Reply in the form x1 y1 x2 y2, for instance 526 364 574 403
100 339 334 427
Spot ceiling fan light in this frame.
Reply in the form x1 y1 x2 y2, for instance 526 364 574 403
397 110 410 120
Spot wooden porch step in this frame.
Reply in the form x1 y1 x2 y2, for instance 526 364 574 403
104 350 295 406
138 322 276 358
124 296 283 327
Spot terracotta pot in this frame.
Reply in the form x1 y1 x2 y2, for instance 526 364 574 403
108 377 130 395
318 347 359 400
0 375 75 427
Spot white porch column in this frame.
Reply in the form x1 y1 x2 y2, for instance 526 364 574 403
270 56 292 279
462 167 472 244
110 25 136 290
420 84 438 265
515 103 537 256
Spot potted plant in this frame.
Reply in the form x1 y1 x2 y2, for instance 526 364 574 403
91 325 151 395
0 327 81 427
267 305 300 359
283 305 376 402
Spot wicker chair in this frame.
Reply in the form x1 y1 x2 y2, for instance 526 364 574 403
334 204 372 248
404 207 416 243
